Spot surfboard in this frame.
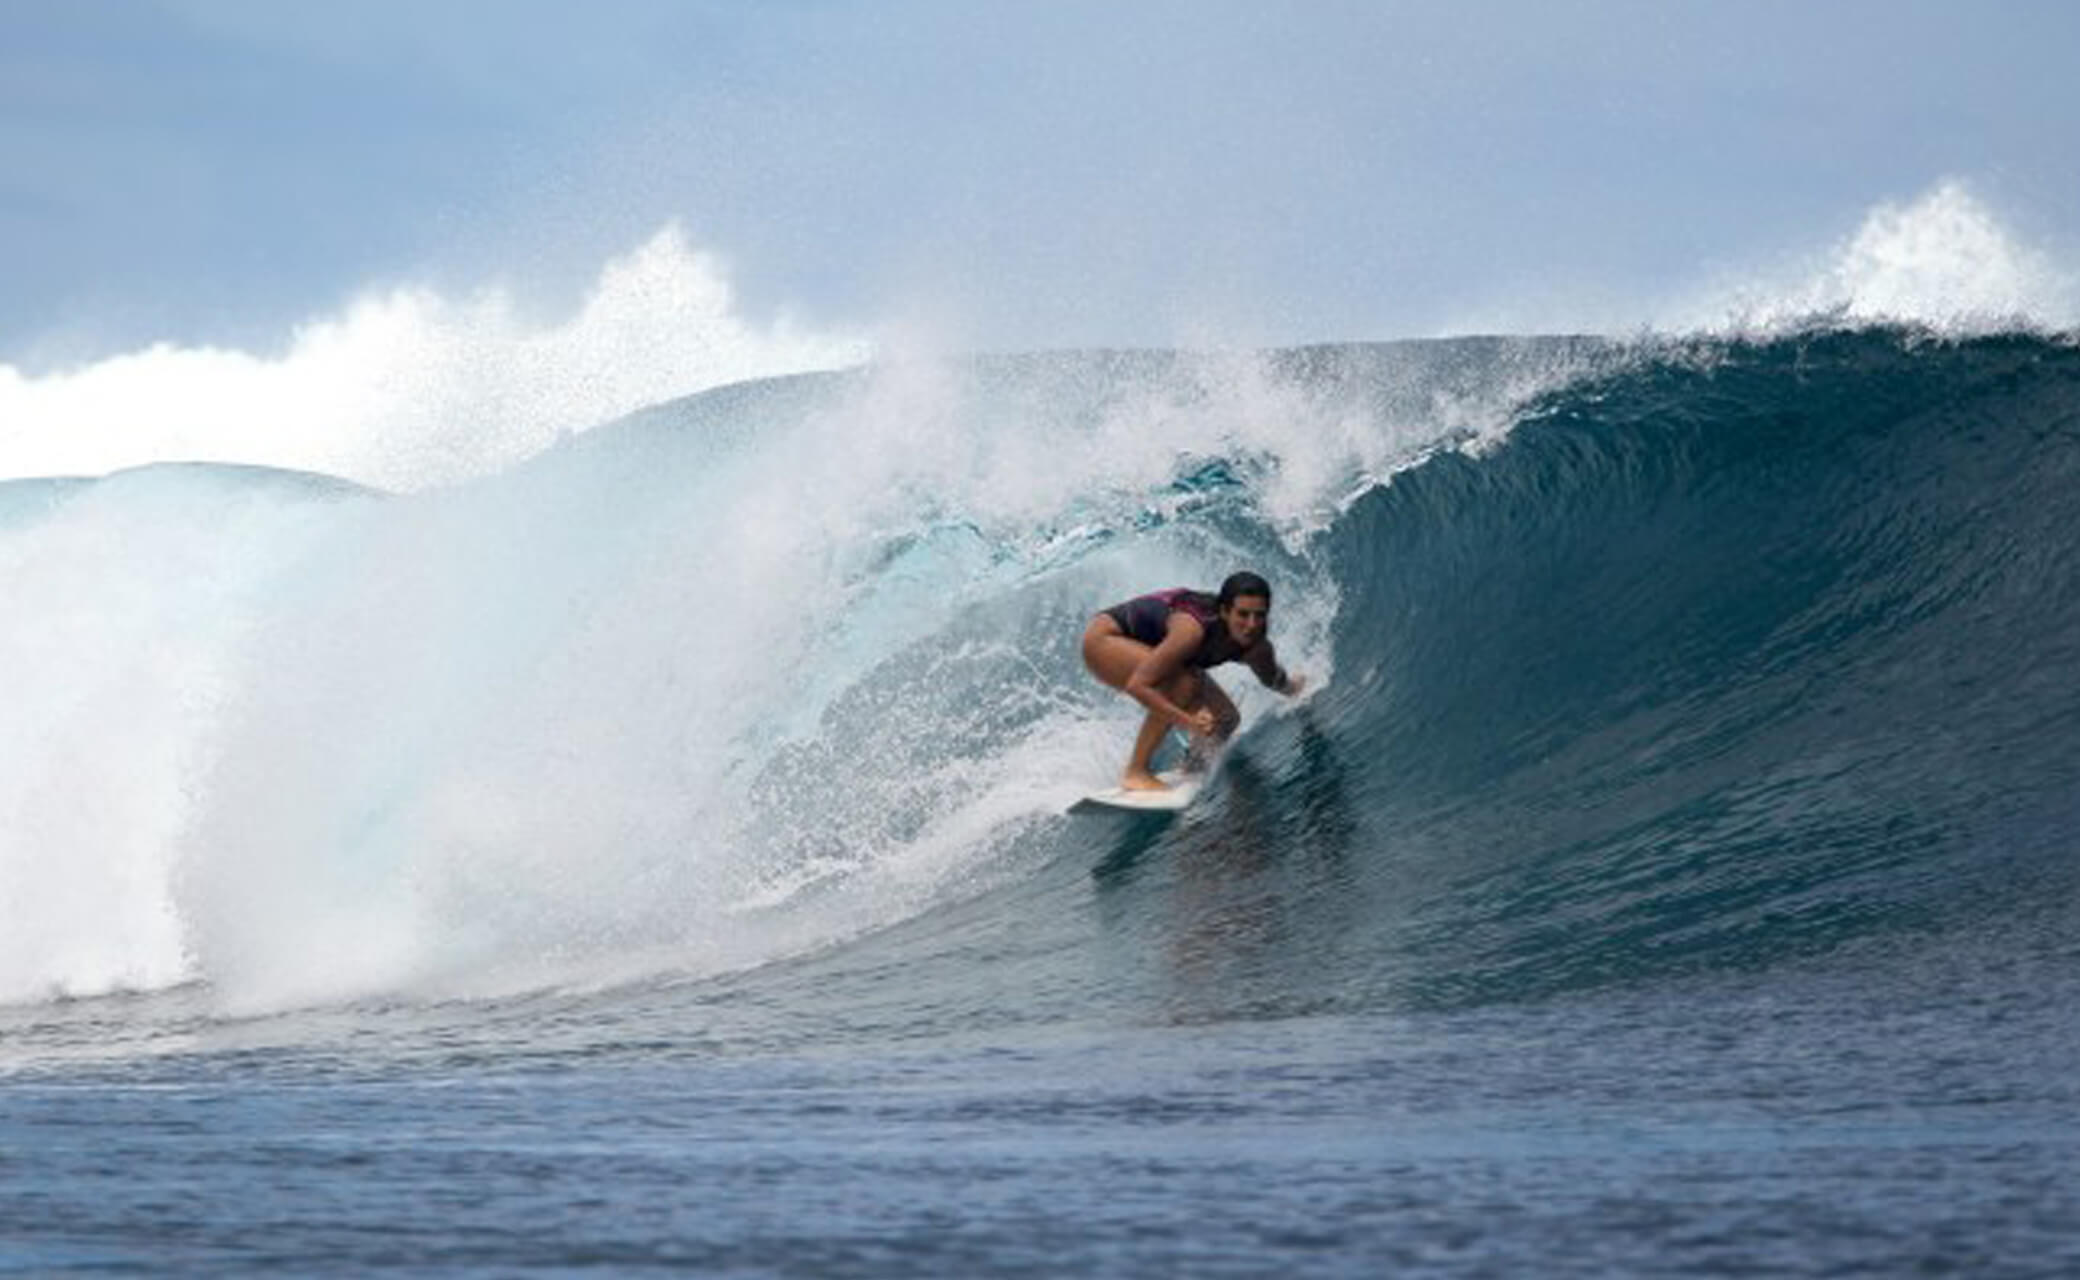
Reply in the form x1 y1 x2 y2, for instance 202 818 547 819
1068 770 1201 815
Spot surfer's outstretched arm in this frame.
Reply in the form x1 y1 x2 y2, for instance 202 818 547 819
1244 639 1306 696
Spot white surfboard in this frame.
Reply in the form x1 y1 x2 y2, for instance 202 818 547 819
1067 770 1202 815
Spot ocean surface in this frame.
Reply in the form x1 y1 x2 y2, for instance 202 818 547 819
4 327 2080 1275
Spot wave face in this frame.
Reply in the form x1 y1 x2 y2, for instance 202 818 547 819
4 329 2078 1036
1309 329 2080 1010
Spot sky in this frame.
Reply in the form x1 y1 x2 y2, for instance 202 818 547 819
2 0 2078 484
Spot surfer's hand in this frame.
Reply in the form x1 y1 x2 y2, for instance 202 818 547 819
1184 708 1218 736
1283 672 1308 696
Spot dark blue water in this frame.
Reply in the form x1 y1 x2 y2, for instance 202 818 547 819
5 328 2080 1275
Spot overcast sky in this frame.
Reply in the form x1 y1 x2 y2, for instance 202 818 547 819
3 1 2078 385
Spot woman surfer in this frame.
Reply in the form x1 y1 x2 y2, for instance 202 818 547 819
1081 571 1306 790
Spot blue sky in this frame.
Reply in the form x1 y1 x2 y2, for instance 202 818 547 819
3 0 2078 365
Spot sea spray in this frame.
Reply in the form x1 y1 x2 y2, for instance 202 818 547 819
6 340 1527 1010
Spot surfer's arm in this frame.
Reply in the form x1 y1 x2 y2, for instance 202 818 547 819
1247 641 1305 696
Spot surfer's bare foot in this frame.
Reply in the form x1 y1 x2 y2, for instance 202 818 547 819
1122 770 1170 791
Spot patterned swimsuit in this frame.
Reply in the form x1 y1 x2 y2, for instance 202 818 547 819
1102 588 1247 668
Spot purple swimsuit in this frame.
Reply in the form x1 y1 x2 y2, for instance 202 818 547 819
1102 588 1246 669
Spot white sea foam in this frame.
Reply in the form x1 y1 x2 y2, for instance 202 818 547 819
1671 180 2079 336
0 224 869 490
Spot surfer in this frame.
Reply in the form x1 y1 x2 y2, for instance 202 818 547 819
1082 571 1306 790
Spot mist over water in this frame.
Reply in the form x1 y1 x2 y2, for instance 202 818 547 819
1 341 1438 1011
1663 181 2080 334
0 225 868 490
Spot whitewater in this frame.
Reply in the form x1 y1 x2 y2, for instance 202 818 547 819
4 185 2080 1275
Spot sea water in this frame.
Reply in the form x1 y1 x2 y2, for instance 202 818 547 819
5 330 2080 1275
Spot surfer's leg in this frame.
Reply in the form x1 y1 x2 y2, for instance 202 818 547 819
1083 615 1168 788
1081 615 1144 688
1122 669 1208 788
1125 708 1173 787
1144 668 1216 782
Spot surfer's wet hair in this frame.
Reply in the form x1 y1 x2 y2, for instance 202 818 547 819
1218 571 1272 608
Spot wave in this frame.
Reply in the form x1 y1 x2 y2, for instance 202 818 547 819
1310 326 2080 1007
3 326 2078 1033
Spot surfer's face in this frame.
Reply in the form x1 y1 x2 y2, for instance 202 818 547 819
1221 595 1270 646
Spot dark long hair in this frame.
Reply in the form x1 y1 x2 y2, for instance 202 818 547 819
1217 571 1272 608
